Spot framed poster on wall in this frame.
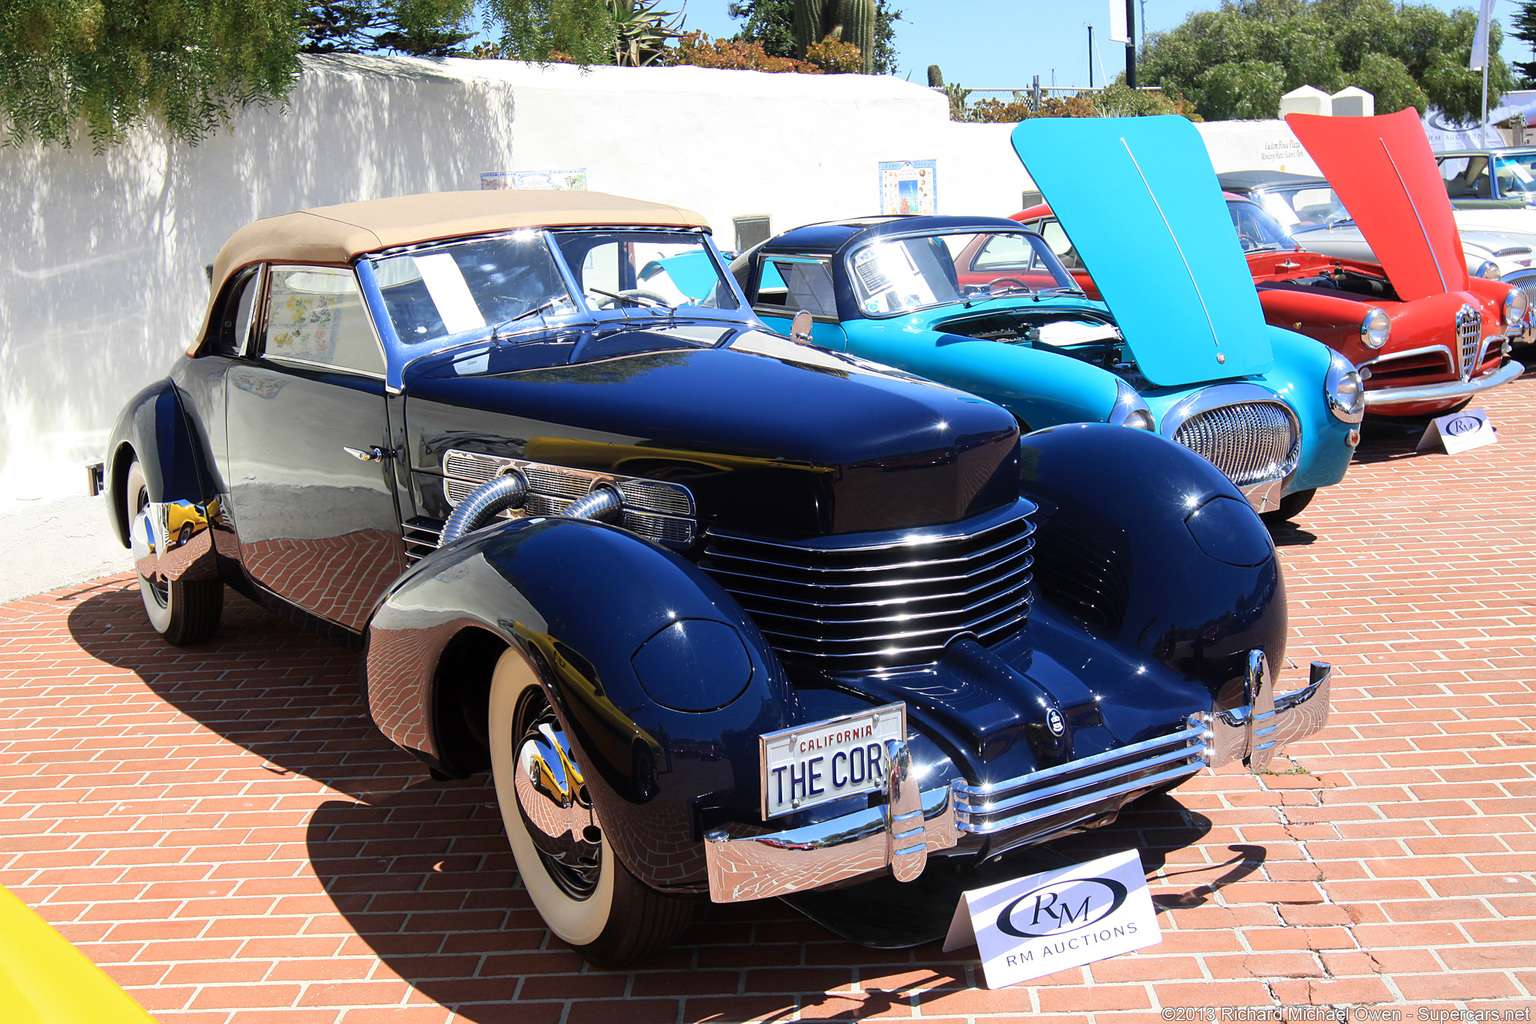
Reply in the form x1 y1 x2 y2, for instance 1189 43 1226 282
879 160 937 215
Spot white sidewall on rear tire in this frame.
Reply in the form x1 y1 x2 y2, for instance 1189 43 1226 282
488 647 615 947
125 459 175 634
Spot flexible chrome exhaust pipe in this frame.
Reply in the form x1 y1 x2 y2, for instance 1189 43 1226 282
441 471 529 544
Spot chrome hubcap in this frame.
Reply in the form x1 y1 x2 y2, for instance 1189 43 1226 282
512 708 601 899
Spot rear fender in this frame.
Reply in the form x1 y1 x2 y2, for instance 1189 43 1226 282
105 378 222 587
364 516 798 893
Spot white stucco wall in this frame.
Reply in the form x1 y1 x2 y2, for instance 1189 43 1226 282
0 54 1042 510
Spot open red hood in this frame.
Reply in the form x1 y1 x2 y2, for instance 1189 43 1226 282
1286 109 1469 301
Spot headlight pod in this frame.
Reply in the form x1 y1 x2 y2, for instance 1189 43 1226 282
1359 307 1390 350
1477 260 1502 281
1502 286 1530 327
1324 352 1366 423
1108 379 1155 430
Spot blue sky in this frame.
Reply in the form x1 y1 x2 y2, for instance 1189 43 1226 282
673 1 1531 94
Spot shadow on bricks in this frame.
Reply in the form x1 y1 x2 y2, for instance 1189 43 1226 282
58 578 1261 1015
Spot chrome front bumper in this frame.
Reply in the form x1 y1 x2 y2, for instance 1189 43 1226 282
1364 359 1525 407
704 659 1332 903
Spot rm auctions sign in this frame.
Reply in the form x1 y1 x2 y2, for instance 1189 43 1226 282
943 849 1160 988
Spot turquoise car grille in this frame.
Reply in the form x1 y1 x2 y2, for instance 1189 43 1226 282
1172 402 1300 487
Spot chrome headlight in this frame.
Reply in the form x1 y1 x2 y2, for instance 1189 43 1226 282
1502 286 1530 327
1476 260 1502 281
1359 307 1390 350
1324 352 1366 423
1109 379 1155 430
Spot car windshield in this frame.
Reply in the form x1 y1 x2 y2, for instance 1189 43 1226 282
1227 199 1299 251
1255 186 1351 231
847 230 1077 316
370 228 741 348
1492 153 1536 195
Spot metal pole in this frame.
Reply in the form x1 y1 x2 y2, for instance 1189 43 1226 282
1126 0 1137 87
1482 56 1490 147
1088 25 1094 89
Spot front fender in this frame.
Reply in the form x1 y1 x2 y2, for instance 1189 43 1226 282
845 324 1121 430
364 516 799 893
1263 326 1357 493
1018 422 1288 704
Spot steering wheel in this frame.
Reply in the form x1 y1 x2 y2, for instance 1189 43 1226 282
1237 233 1258 251
589 288 672 310
985 276 1033 293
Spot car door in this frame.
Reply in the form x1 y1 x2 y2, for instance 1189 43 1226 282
224 263 404 632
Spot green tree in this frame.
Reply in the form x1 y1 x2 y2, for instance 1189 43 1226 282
1513 0 1536 85
2 0 301 148
298 0 474 56
1140 0 1514 123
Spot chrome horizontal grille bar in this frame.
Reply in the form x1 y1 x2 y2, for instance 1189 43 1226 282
954 719 1207 837
1173 402 1300 486
700 500 1036 671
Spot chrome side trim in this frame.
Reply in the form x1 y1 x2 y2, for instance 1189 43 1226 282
703 654 1332 903
1363 359 1525 406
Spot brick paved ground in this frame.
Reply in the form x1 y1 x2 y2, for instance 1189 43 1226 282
2 373 1534 1024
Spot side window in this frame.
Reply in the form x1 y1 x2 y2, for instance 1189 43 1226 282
755 258 837 317
1440 156 1491 199
262 265 385 376
1038 221 1083 269
211 267 261 358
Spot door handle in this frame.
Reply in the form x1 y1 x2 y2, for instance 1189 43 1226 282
344 445 394 463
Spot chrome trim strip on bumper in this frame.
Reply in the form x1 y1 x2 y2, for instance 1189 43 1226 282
1364 359 1525 407
703 659 1333 903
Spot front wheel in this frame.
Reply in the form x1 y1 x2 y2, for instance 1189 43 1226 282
124 458 222 645
1260 487 1316 525
487 647 692 968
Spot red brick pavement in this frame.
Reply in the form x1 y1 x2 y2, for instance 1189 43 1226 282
3 372 1535 1023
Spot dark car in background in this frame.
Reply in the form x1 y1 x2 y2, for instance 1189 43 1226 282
94 190 1332 967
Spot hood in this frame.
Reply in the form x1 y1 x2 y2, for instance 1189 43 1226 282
1286 109 1470 301
1011 115 1274 388
403 325 1022 535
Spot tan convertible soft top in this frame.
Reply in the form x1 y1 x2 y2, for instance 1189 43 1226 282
196 190 710 350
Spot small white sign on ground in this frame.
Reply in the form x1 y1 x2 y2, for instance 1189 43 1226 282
943 849 1161 989
1417 406 1498 455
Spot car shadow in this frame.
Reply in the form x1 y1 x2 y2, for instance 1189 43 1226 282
65 585 1258 1019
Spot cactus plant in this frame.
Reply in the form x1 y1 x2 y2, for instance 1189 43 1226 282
793 0 875 74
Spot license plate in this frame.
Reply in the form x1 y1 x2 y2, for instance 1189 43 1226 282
759 703 907 819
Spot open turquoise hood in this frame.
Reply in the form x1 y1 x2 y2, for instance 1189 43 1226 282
1011 116 1273 387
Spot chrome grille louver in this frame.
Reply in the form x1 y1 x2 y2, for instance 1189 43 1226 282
1172 402 1300 487
403 518 444 565
698 500 1036 672
1457 304 1482 380
440 450 696 549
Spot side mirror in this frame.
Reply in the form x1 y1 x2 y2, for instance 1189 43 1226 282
790 309 813 345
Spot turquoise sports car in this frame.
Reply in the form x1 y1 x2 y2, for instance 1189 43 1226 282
730 117 1362 522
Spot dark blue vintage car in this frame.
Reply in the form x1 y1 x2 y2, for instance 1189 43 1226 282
95 190 1331 966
